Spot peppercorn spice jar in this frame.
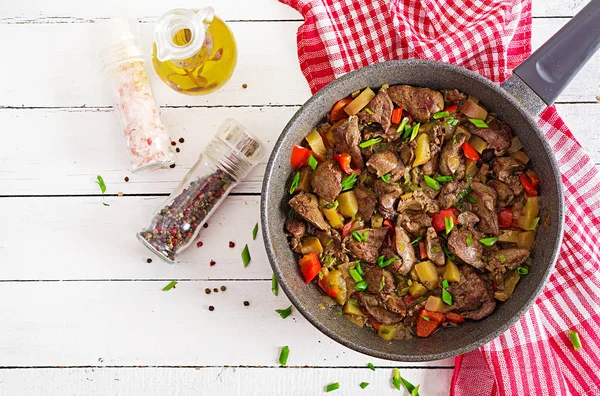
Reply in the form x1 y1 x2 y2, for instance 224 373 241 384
137 119 265 263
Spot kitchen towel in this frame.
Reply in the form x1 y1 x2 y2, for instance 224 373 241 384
279 0 600 394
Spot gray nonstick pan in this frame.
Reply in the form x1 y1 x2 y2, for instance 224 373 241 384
261 0 600 361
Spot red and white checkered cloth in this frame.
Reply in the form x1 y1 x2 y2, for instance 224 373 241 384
279 0 600 394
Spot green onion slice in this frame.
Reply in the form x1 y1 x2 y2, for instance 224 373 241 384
308 154 318 170
442 288 453 305
378 276 385 292
289 172 300 195
359 137 383 148
364 108 374 115
466 195 477 204
424 175 441 191
397 117 409 133
354 281 368 292
392 368 402 390
348 268 363 282
434 175 453 182
279 346 290 366
569 329 582 351
367 362 376 371
96 175 107 194
529 216 540 231
411 235 424 244
466 233 473 246
379 256 398 268
360 382 369 389
352 231 365 242
275 305 292 319
356 261 364 276
444 246 456 260
445 215 454 235
421 315 430 321
402 124 413 140
479 237 499 246
325 382 340 392
341 173 358 191
409 123 421 142
447 118 459 126
469 118 489 128
516 266 529 275
241 244 251 267
252 223 259 240
442 279 449 289
433 111 450 119
272 274 279 296
381 174 391 183
162 280 177 291
499 253 506 263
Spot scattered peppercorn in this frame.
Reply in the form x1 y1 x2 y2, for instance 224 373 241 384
242 83 248 89
203 223 209 228
169 164 176 169
210 260 216 266
243 301 249 306
179 138 185 143
197 241 203 248
220 285 226 291
124 177 129 182
176 148 180 153
209 306 214 311
205 288 211 294
213 288 219 293
171 141 177 146
146 258 152 263
118 191 124 197
229 241 235 248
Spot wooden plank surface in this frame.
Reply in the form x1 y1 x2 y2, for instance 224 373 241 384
0 367 453 396
0 280 453 368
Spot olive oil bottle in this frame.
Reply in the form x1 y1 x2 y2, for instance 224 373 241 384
152 7 237 95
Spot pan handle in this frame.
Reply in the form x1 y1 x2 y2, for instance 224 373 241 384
501 0 600 115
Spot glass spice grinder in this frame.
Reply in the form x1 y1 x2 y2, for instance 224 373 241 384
137 119 265 263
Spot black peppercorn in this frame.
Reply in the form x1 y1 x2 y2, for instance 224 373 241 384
146 258 152 263
243 301 249 306
208 306 214 311
210 260 216 266
213 288 218 293
169 164 176 169
176 148 180 153
179 137 185 143
205 288 211 294
220 286 226 291
229 241 235 248
124 176 129 182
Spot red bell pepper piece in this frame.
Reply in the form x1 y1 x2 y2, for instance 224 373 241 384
498 207 513 228
416 309 446 337
329 97 353 122
333 153 356 175
318 275 339 298
446 312 464 323
432 209 458 233
341 220 355 238
461 141 480 162
383 219 395 246
418 241 427 260
519 173 538 197
290 145 312 170
445 104 458 113
526 169 540 188
298 252 321 283
391 107 403 124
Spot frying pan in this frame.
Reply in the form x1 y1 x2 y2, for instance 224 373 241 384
261 0 600 361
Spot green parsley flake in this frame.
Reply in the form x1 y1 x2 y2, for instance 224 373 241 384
308 154 318 171
359 137 383 148
289 172 300 195
569 329 583 351
279 346 290 366
359 382 369 389
252 223 259 240
325 382 340 392
271 274 279 296
242 244 251 267
275 305 292 319
162 281 177 291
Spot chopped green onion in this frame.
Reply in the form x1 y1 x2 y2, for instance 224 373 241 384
442 288 453 305
359 382 369 389
318 271 324 280
397 117 409 132
356 261 364 276
402 124 413 140
445 215 454 235
325 238 334 246
162 281 177 291
434 175 453 182
516 266 529 275
442 279 449 289
308 154 318 170
271 274 278 296
421 315 430 321
381 256 398 268
359 137 383 148
96 175 107 194
444 246 456 260
392 368 402 390
411 385 420 396
289 172 300 195
424 175 441 191
354 281 368 292
466 195 477 204
433 111 450 119
325 382 340 392
466 233 473 246
469 118 489 128
279 346 290 366
367 363 376 371
411 235 424 244
499 253 506 264
287 208 295 219
447 118 459 126
352 231 366 242
401 377 419 395
529 216 540 231
252 223 259 240
364 107 374 115
452 135 457 144
376 255 384 266
569 329 583 351
409 123 421 142
349 268 363 282
431 246 441 253
241 244 251 267
381 173 391 183
479 237 499 246
378 275 385 292
325 200 339 209
341 173 358 191
275 305 292 319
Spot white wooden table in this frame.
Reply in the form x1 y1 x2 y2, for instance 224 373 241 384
0 0 597 394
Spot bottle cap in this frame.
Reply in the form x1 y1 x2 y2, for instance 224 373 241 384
98 18 144 70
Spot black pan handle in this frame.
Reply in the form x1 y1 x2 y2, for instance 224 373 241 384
502 0 600 115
